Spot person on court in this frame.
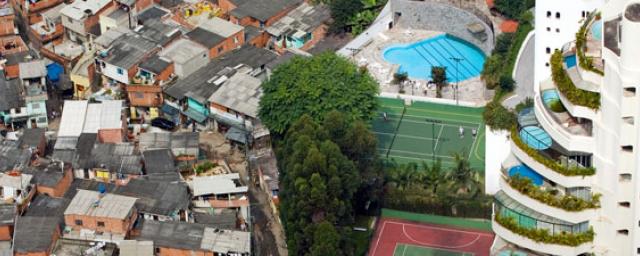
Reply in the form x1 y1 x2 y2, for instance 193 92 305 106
383 112 388 121
472 128 477 138
459 126 464 138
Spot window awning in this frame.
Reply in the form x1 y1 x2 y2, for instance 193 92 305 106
183 108 207 123
225 127 249 144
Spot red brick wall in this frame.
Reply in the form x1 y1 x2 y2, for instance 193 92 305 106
4 64 19 79
0 14 15 37
136 0 155 12
65 209 138 236
84 2 116 33
37 169 72 197
0 225 13 241
248 30 269 48
208 30 244 59
127 86 163 107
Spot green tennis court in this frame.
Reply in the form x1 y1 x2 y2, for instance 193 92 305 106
373 98 485 170
394 244 474 256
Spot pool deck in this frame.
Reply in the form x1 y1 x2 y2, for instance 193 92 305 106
354 28 490 106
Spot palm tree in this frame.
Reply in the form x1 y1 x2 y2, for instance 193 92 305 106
385 161 420 192
420 160 444 194
447 153 481 198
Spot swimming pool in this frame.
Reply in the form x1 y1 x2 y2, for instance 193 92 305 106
508 165 544 186
382 34 486 82
564 54 577 69
542 89 560 105
591 20 603 41
519 126 552 150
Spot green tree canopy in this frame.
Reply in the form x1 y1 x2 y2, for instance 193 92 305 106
279 115 360 255
259 52 379 134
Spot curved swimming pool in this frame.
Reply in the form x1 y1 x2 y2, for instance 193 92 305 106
591 20 603 41
508 165 544 186
382 34 486 82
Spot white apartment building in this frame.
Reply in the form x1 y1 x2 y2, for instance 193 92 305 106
490 0 640 255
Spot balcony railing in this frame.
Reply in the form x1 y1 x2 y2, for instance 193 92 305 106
550 50 600 110
510 125 595 176
494 200 594 246
502 170 600 212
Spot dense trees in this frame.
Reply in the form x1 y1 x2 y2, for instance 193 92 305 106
493 0 535 20
259 53 379 134
278 112 382 255
322 0 387 34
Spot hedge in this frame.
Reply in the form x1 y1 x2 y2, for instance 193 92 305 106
550 50 600 110
508 175 600 211
575 13 604 76
495 213 595 246
383 194 492 219
511 126 596 176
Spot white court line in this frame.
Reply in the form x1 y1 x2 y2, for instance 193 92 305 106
375 132 437 141
385 221 493 237
401 243 407 256
402 117 478 128
370 221 387 256
467 122 482 160
387 149 456 159
433 124 445 152
377 111 481 126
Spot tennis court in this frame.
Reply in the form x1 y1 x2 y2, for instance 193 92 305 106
373 98 485 170
394 244 474 256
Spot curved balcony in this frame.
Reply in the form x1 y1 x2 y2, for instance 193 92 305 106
492 192 595 255
510 137 593 187
499 170 596 223
549 51 599 118
534 90 594 152
492 219 594 256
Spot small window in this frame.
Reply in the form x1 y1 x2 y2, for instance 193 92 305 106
622 145 633 152
582 11 586 18
75 219 83 226
637 247 640 254
134 92 144 99
117 68 124 75
619 202 631 207
217 46 224 53
234 36 239 44
556 28 560 33
624 87 636 97
556 12 561 19
620 173 632 181
545 62 550 67
546 47 551 54
546 11 552 17
155 248 161 253
97 221 105 227
618 229 629 235
546 27 551 32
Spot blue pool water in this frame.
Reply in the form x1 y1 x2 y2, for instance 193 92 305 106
542 89 560 105
519 126 552 150
591 20 603 41
509 165 544 186
564 55 577 68
382 34 486 82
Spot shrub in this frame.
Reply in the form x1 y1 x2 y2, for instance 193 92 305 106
507 175 600 211
499 75 516 92
195 161 218 174
483 101 516 130
575 14 604 76
549 100 566 112
515 97 533 113
510 126 596 176
550 50 600 109
495 213 595 246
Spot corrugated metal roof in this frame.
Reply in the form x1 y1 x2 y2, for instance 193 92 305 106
58 101 89 137
189 173 248 197
64 190 137 219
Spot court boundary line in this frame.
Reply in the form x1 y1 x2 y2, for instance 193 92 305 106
394 243 475 256
402 224 481 249
433 124 444 152
467 122 482 161
401 117 478 129
372 219 490 256
384 105 482 119
387 149 456 159
380 111 481 126
375 131 437 141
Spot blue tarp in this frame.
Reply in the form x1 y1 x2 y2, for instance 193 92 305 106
46 62 63 83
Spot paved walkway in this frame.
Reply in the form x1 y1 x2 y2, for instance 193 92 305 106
503 33 535 109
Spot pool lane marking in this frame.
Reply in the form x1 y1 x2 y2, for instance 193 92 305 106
433 124 445 153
